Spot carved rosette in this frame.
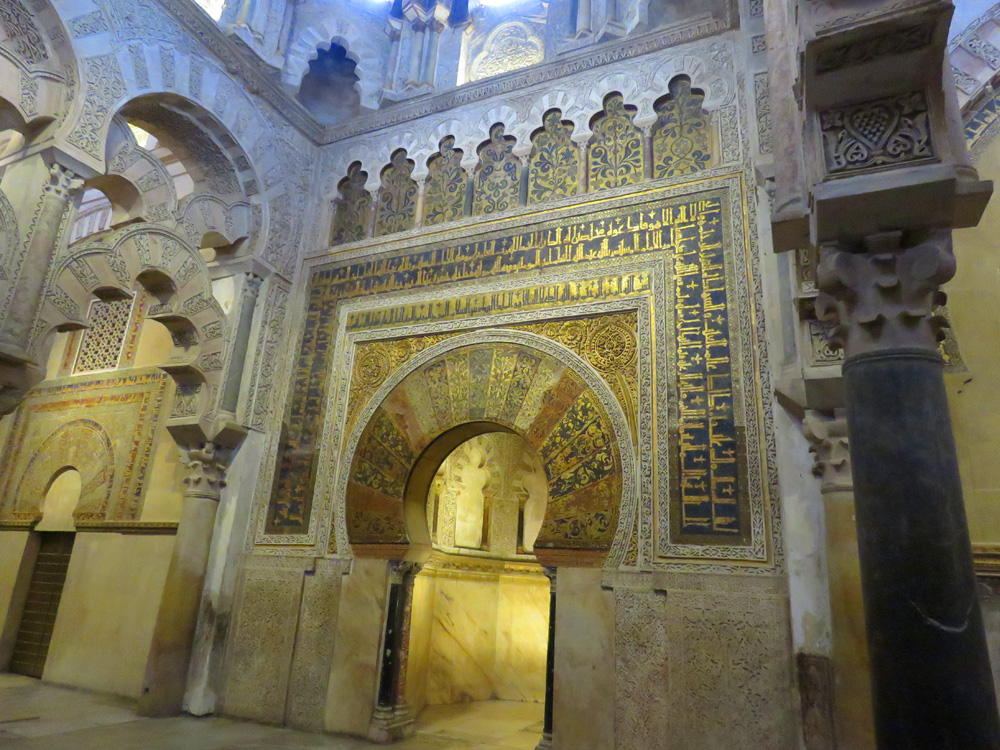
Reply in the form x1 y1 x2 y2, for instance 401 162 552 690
803 409 852 493
815 230 955 358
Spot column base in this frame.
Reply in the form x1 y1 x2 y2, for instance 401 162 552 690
535 731 553 750
369 704 415 744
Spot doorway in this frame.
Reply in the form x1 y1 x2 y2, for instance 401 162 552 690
9 532 76 678
406 432 550 746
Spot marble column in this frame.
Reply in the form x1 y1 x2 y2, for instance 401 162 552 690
804 409 875 750
220 273 263 414
816 230 1000 748
138 442 231 717
536 567 556 750
0 161 83 414
370 561 416 743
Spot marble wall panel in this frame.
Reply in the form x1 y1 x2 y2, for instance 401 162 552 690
325 558 389 736
613 574 796 750
426 575 499 704
286 559 345 732
44 533 175 697
494 573 549 702
553 568 615 750
222 558 304 724
414 565 549 707
405 572 437 716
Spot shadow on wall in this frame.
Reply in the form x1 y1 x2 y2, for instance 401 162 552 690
297 44 363 125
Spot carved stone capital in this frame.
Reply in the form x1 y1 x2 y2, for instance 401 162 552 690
815 230 954 357
43 163 85 202
387 559 420 584
178 441 232 500
803 409 852 493
243 272 264 301
542 565 557 590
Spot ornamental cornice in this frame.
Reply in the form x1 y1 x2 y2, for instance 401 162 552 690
321 17 734 143
149 0 734 146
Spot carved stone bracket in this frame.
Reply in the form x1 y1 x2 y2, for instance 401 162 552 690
815 230 955 358
803 409 852 493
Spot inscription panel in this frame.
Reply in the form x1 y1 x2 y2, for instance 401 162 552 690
264 177 772 565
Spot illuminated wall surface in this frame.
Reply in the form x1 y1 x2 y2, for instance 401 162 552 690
263 175 777 570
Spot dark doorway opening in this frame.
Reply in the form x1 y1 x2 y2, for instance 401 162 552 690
10 532 75 678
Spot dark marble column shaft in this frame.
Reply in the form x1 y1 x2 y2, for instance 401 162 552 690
843 348 1000 748
537 567 556 750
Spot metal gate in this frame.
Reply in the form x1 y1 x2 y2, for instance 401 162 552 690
9 533 75 678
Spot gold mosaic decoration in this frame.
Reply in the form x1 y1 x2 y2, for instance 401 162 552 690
653 77 712 178
346 341 622 551
512 313 639 444
473 124 521 216
587 94 644 191
423 137 467 226
375 149 417 237
347 333 459 437
331 162 371 245
527 110 580 204
0 369 170 525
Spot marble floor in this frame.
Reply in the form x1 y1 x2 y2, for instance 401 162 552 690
0 673 544 750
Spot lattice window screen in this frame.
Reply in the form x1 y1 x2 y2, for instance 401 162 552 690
74 297 134 374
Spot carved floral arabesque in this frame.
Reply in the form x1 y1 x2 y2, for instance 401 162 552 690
819 91 933 175
469 21 544 83
0 0 49 65
331 162 371 245
588 94 645 191
474 124 520 216
527 110 580 204
375 150 417 236
423 138 467 226
653 77 712 178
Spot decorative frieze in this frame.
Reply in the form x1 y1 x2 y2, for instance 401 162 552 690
814 22 934 73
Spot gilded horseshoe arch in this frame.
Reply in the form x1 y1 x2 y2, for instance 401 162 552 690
339 329 637 567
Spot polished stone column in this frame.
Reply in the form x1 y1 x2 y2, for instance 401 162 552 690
817 230 1000 748
220 273 263 414
536 567 556 750
139 442 231 717
804 409 875 750
371 561 416 743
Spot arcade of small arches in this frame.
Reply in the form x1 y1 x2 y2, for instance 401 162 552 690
330 80 715 244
